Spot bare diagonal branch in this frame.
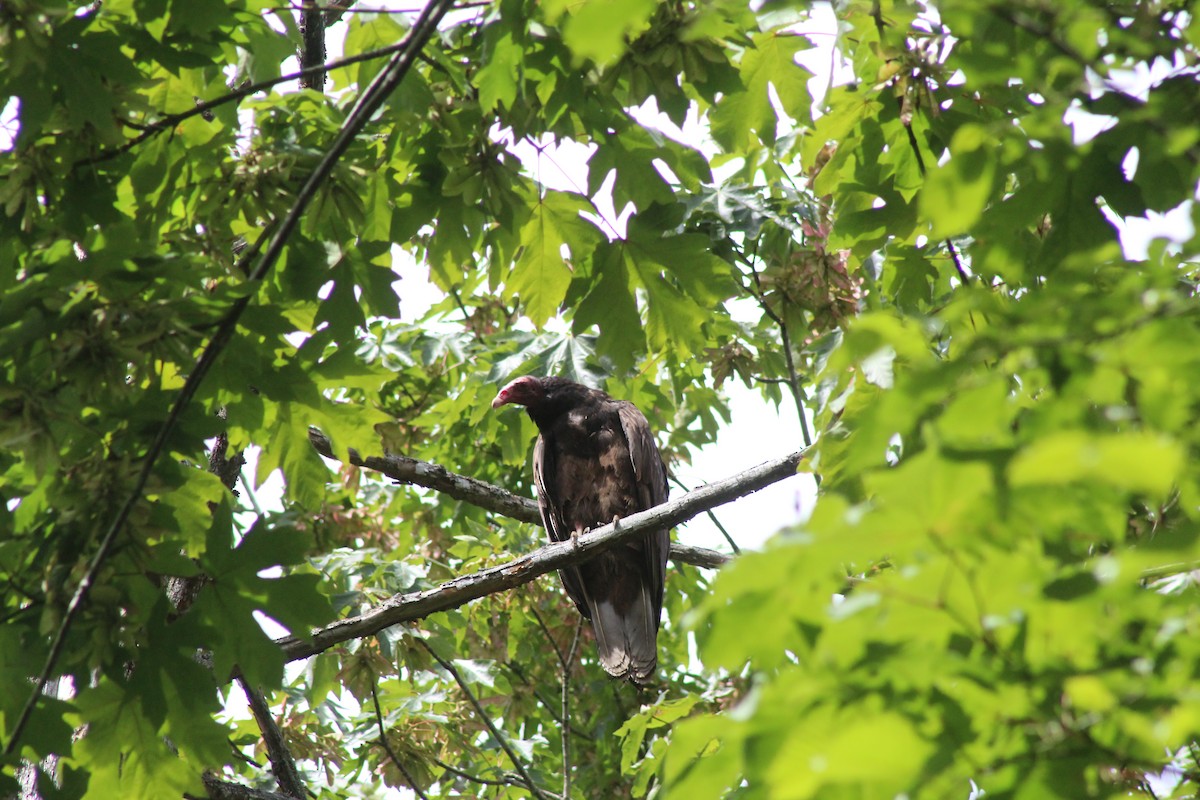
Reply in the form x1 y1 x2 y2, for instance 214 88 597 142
80 32 450 167
310 427 543 524
237 675 307 799
306 427 736 570
417 640 553 800
275 448 805 662
561 618 583 799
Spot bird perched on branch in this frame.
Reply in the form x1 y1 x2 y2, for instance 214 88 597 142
492 376 670 683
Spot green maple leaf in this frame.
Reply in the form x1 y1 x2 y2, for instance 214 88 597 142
711 30 813 150
508 191 601 327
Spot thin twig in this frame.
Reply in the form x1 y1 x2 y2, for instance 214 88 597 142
370 681 432 800
529 606 568 666
670 475 739 554
239 469 267 517
504 662 594 741
521 133 624 240
900 111 977 334
944 238 970 285
79 32 434 167
742 248 814 447
447 286 478 336
417 639 551 800
2 0 456 759
430 756 511 787
897 95 972 287
561 618 583 800
774 312 814 448
3 202 252 751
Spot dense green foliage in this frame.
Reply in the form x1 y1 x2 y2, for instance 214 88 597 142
2 0 1199 797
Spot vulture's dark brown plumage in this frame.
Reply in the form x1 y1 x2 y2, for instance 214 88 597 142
492 376 669 683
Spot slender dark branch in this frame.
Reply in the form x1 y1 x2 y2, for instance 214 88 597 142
944 238 970 285
370 682 432 800
310 427 543 524
10 338 238 749
306 427 734 569
275 449 805 662
742 255 813 447
230 748 264 769
902 128 975 334
902 112 929 175
561 618 583 800
775 313 813 448
670 475 739 555
447 286 477 336
898 100 972 287
415 49 448 75
992 7 1088 66
503 661 594 741
528 606 567 666
78 34 439 168
416 639 551 800
431 756 511 787
236 676 307 799
1 0 456 759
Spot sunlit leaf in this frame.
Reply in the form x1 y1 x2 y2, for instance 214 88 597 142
1009 430 1184 496
711 30 813 149
508 190 600 327
920 123 997 239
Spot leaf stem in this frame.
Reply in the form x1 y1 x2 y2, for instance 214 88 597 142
417 639 552 800
670 475 739 554
741 250 814 448
561 618 583 799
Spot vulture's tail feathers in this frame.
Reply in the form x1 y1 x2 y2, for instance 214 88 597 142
588 583 658 684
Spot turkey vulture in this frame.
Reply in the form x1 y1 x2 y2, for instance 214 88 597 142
492 376 670 683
